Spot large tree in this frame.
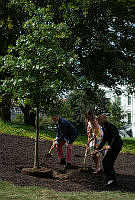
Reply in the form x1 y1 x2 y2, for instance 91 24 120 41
0 0 30 121
47 0 135 89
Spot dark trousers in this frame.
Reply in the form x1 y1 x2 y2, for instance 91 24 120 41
102 146 122 181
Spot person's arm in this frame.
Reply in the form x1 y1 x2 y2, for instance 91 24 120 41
110 124 120 147
55 123 65 144
55 135 65 144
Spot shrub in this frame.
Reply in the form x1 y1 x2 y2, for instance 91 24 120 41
39 116 56 131
12 113 24 124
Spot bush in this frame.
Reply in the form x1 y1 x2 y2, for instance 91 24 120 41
12 113 24 124
39 116 56 130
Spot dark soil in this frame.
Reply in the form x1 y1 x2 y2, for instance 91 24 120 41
0 133 135 193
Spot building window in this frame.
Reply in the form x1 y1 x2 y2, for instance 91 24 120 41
128 96 131 105
117 96 121 105
127 113 131 124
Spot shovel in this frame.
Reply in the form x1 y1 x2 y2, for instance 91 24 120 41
90 148 107 156
82 146 106 169
82 145 90 168
47 140 56 157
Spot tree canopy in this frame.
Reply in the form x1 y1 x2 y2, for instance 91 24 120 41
0 0 135 112
1 6 78 109
1 0 135 91
59 0 135 88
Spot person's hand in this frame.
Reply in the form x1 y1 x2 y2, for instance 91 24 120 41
90 150 97 157
91 149 98 156
86 144 89 151
53 139 59 146
53 139 56 145
105 145 111 150
94 150 98 154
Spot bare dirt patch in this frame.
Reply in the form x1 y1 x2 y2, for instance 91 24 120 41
0 134 135 193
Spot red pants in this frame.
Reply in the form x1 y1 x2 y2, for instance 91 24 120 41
56 140 73 163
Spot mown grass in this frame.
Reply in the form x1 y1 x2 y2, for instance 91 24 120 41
0 121 135 154
0 121 56 140
0 180 135 200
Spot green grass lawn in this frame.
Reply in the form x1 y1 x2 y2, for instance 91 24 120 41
0 121 135 154
0 120 135 200
0 180 135 200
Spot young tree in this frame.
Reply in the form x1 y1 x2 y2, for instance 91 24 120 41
1 6 78 168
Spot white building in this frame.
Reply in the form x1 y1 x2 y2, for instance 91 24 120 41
103 86 135 137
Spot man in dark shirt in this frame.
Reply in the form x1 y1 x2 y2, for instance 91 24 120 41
96 114 123 186
52 115 78 169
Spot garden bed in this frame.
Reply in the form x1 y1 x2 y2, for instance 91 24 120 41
0 133 135 193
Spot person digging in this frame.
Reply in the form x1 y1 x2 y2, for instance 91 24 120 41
93 114 123 187
52 114 78 169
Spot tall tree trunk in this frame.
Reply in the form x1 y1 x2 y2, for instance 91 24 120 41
34 105 39 169
20 104 31 125
29 111 36 127
20 104 36 126
0 93 11 122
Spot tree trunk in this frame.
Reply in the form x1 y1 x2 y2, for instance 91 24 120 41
34 105 39 169
0 93 11 122
20 104 31 125
29 111 36 127
20 104 36 126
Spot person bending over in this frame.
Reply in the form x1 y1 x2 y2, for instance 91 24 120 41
95 114 123 186
52 115 78 169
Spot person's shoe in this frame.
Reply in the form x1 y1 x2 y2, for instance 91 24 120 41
59 158 66 165
106 180 118 187
65 162 72 169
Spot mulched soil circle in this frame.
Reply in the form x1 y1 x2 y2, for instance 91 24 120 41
0 133 135 193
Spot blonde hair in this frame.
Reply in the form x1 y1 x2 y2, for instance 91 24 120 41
97 114 109 126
